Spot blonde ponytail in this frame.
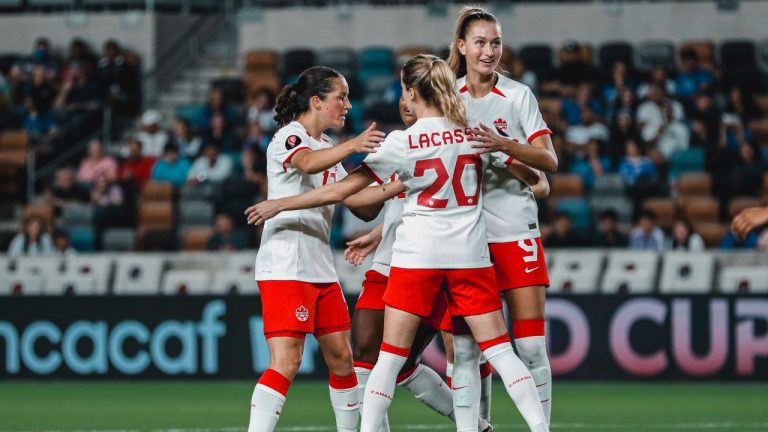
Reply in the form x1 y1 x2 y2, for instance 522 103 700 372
402 54 467 128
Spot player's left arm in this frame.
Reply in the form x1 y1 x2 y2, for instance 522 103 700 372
530 171 550 199
506 159 540 186
343 180 406 222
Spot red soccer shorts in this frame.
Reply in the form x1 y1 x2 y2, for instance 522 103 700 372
258 280 351 339
489 238 550 292
384 267 501 321
355 270 388 311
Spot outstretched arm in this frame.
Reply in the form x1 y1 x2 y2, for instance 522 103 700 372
343 180 405 222
344 223 384 266
245 170 374 225
291 122 385 174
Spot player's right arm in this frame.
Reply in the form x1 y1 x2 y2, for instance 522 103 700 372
732 206 768 239
291 123 385 174
506 160 540 186
344 223 384 266
530 171 550 199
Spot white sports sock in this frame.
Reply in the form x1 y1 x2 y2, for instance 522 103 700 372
516 336 552 424
483 341 548 432
479 359 493 422
329 373 360 431
355 366 390 431
452 334 481 432
248 384 286 432
360 348 407 432
398 364 455 419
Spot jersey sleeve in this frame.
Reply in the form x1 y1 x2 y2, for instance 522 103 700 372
489 150 513 168
518 87 552 144
336 163 348 181
359 131 405 184
273 128 313 171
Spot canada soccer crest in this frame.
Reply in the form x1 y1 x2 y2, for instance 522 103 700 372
494 118 507 132
295 306 309 322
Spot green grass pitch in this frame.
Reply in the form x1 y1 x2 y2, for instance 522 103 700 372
1 381 766 431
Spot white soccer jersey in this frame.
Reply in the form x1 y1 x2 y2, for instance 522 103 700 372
255 121 346 282
370 176 404 277
360 117 508 269
457 74 551 243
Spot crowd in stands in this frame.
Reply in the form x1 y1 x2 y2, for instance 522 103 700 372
5 38 768 255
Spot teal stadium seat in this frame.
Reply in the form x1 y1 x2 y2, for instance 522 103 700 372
668 147 705 180
175 104 206 130
68 227 95 252
555 198 591 231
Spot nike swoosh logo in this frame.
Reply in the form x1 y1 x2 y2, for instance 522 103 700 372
453 385 468 390
346 402 359 408
525 267 540 273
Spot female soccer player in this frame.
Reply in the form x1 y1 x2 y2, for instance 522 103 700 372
247 66 386 432
246 55 549 432
444 6 559 426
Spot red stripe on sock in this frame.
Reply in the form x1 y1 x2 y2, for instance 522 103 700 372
477 334 511 352
353 361 375 370
396 365 419 384
513 319 545 339
381 342 410 358
446 376 452 389
329 372 358 390
258 368 291 396
479 361 493 379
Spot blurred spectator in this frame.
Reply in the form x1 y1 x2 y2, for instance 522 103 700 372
137 109 169 157
719 230 758 250
725 86 759 126
509 55 537 93
611 87 638 122
607 109 637 167
565 105 609 159
601 61 636 107
544 212 587 248
241 145 268 198
636 83 689 161
562 83 603 126
690 92 720 150
53 64 101 114
25 66 57 114
187 144 233 185
675 49 714 98
62 39 97 81
245 87 278 134
48 167 88 207
118 138 157 193
242 121 271 153
98 39 139 116
22 95 56 141
555 40 599 87
593 209 628 248
628 209 665 251
7 216 54 256
201 111 238 152
636 66 676 100
169 118 202 159
618 139 657 186
77 139 118 186
52 229 76 255
0 93 20 130
667 219 705 251
207 213 248 251
201 87 237 128
151 143 190 188
11 37 60 86
90 172 125 250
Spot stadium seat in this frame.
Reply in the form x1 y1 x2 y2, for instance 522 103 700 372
554 198 591 231
668 148 705 180
161 270 211 295
211 271 259 295
113 254 165 295
638 40 676 70
179 200 214 227
590 195 633 224
68 227 96 252
362 75 396 108
397 46 433 63
642 198 677 229
22 204 54 227
658 252 715 294
181 182 217 200
211 78 244 105
103 228 136 251
728 196 764 218
359 46 395 72
680 40 716 70
318 47 357 78
137 228 175 251
181 227 213 251
598 41 634 72
550 174 584 198
175 104 207 129
677 173 712 197
141 181 174 202
682 196 719 223
0 275 44 296
547 250 605 294
60 204 93 227
600 251 659 294
282 48 317 78
245 50 279 72
720 40 758 71
0 130 29 149
243 70 282 94
719 266 768 293
692 222 727 248
63 254 114 294
138 202 173 228
592 173 625 197
519 44 554 79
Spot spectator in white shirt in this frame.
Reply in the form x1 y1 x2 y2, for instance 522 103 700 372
667 218 705 251
187 144 233 185
636 83 689 161
7 216 55 256
136 109 168 157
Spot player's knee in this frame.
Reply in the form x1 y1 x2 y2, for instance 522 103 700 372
452 335 480 364
325 348 354 376
352 343 379 366
516 340 548 366
270 351 303 380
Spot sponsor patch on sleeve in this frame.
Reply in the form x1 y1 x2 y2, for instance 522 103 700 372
285 134 302 150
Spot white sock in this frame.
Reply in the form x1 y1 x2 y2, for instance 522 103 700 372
452 334 481 432
479 358 493 422
516 336 552 425
329 373 361 431
483 341 548 432
360 347 408 432
355 366 390 431
248 384 286 432
398 364 455 419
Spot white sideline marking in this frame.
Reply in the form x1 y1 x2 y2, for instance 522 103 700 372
10 423 768 432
